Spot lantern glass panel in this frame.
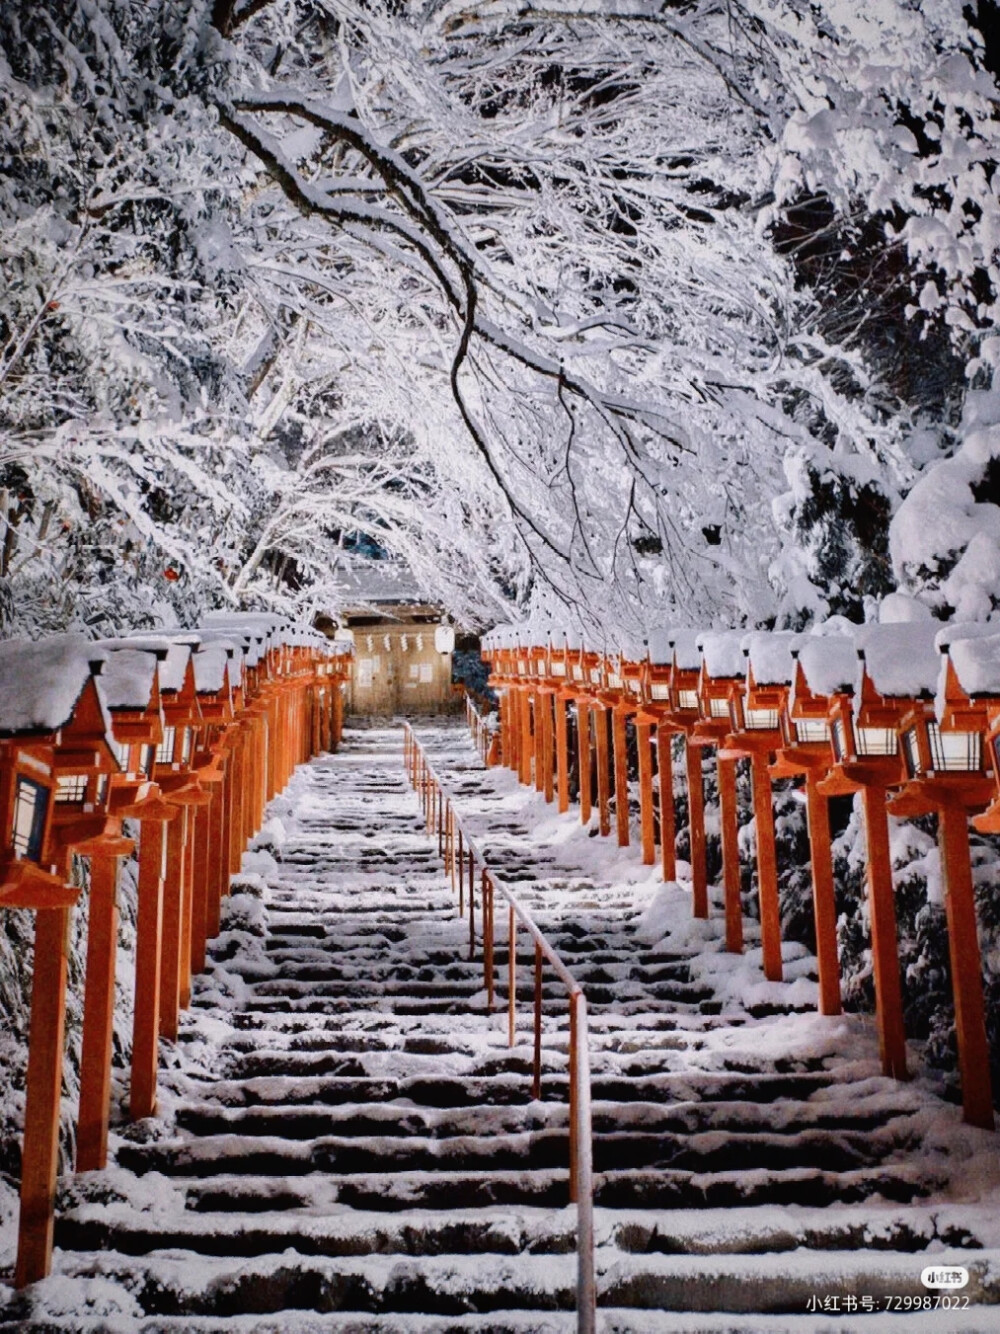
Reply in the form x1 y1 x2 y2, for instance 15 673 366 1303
55 774 88 803
856 727 898 757
651 684 670 700
796 719 830 744
831 716 847 761
156 726 176 764
902 728 922 778
677 689 698 710
12 777 48 861
181 728 193 764
95 774 108 806
993 734 1000 780
709 697 730 719
746 707 780 730
927 722 981 772
140 744 155 777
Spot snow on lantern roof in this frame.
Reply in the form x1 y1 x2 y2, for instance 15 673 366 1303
192 645 233 695
667 630 702 671
615 631 646 662
646 628 673 666
854 622 942 698
0 635 107 735
939 631 1000 698
742 632 798 687
115 638 192 693
99 648 159 712
792 633 858 699
697 631 745 680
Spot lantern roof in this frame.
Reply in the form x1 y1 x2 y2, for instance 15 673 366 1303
0 635 107 735
937 627 1000 698
193 644 234 695
792 632 857 700
697 630 745 680
667 629 702 671
122 632 197 688
741 631 798 687
855 622 941 698
99 647 160 712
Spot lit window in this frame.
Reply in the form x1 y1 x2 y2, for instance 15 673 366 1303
927 722 981 772
552 661 567 676
745 708 780 730
677 689 699 710
902 728 922 778
709 697 730 719
856 727 898 757
112 739 131 771
156 726 176 764
651 684 670 700
12 778 48 861
180 728 193 764
831 717 847 761
796 719 830 744
55 774 88 803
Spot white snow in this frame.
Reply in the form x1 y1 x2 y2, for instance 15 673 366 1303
855 622 942 698
0 635 105 734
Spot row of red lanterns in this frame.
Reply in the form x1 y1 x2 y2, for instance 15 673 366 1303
0 616 352 1287
481 620 1000 1135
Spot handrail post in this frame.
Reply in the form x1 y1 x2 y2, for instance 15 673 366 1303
533 941 543 1101
468 852 476 960
508 905 516 1047
568 994 579 1203
573 991 596 1334
458 827 465 915
483 869 494 1011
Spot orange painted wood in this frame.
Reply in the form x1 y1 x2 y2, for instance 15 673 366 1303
751 755 783 981
577 702 592 824
77 853 120 1172
534 691 546 795
159 806 186 1041
178 809 194 1012
595 706 612 838
542 694 555 804
130 817 165 1120
207 772 227 937
190 803 211 976
656 726 676 882
15 906 71 1288
861 785 908 1080
939 801 995 1128
805 776 842 1017
685 739 708 918
554 695 569 813
637 722 656 865
520 691 533 787
718 755 743 953
612 708 630 848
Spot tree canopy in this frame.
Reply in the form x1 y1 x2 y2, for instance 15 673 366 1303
1 0 998 637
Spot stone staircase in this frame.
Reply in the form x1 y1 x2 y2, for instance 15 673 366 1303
1 723 999 1332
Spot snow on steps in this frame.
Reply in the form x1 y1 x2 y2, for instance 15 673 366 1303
2 721 999 1330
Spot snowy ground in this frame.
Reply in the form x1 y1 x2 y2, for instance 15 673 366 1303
0 721 998 1332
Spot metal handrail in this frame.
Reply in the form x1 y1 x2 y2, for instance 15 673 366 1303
402 722 596 1334
464 692 497 767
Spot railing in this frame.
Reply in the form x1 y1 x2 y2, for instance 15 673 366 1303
402 722 596 1334
465 692 497 767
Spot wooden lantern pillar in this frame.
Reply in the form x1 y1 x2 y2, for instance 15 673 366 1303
769 636 857 1018
892 630 1000 1129
689 632 747 926
721 633 800 975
